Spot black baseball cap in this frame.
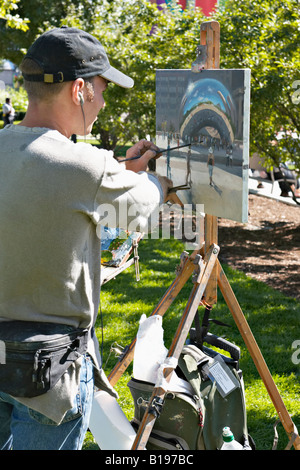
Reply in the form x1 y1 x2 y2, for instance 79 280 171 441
22 26 134 89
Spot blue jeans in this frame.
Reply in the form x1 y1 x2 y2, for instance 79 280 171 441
0 355 94 450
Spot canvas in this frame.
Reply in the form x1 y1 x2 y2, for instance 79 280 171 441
155 69 251 222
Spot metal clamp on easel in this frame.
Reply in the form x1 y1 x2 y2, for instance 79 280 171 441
132 238 140 282
192 253 204 284
148 396 164 418
166 184 190 207
168 184 190 193
175 251 189 276
191 44 208 72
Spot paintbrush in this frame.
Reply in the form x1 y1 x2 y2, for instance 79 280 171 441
118 143 191 163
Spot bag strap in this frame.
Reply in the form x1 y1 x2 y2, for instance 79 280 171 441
194 306 211 348
194 306 232 348
272 419 299 450
178 345 212 397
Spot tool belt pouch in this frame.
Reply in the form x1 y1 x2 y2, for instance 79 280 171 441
0 321 88 398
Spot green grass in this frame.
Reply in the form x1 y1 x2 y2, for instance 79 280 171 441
82 237 300 451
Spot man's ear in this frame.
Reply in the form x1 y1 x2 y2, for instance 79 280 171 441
71 78 85 106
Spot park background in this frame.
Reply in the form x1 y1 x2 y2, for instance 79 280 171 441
1 0 299 450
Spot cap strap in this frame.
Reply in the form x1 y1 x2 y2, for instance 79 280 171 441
22 71 65 83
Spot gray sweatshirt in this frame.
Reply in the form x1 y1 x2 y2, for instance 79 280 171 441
0 125 163 422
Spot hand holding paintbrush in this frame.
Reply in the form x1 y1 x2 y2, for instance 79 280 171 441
120 139 162 173
118 143 191 164
118 140 190 202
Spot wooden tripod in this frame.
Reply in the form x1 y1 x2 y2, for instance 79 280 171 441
108 21 300 451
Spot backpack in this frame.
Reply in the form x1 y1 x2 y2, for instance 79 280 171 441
128 328 253 450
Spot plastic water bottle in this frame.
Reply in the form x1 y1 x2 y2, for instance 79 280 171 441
220 427 244 450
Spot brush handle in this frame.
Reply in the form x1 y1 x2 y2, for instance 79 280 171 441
118 143 191 163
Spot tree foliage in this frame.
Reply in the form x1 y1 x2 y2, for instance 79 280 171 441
0 0 29 31
0 0 101 63
214 0 300 173
1 0 299 174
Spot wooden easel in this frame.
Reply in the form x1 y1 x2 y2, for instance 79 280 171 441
108 21 300 451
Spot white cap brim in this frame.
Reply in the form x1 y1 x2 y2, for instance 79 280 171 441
101 66 134 89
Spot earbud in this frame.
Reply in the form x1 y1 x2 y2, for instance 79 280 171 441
78 92 84 105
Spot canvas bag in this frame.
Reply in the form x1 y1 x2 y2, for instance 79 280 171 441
128 341 252 450
0 321 88 397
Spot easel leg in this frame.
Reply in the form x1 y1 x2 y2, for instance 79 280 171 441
204 214 218 304
217 260 300 450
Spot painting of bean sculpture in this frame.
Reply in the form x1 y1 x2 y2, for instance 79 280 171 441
155 69 251 223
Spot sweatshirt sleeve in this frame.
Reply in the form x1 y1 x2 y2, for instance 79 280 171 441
93 152 163 233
